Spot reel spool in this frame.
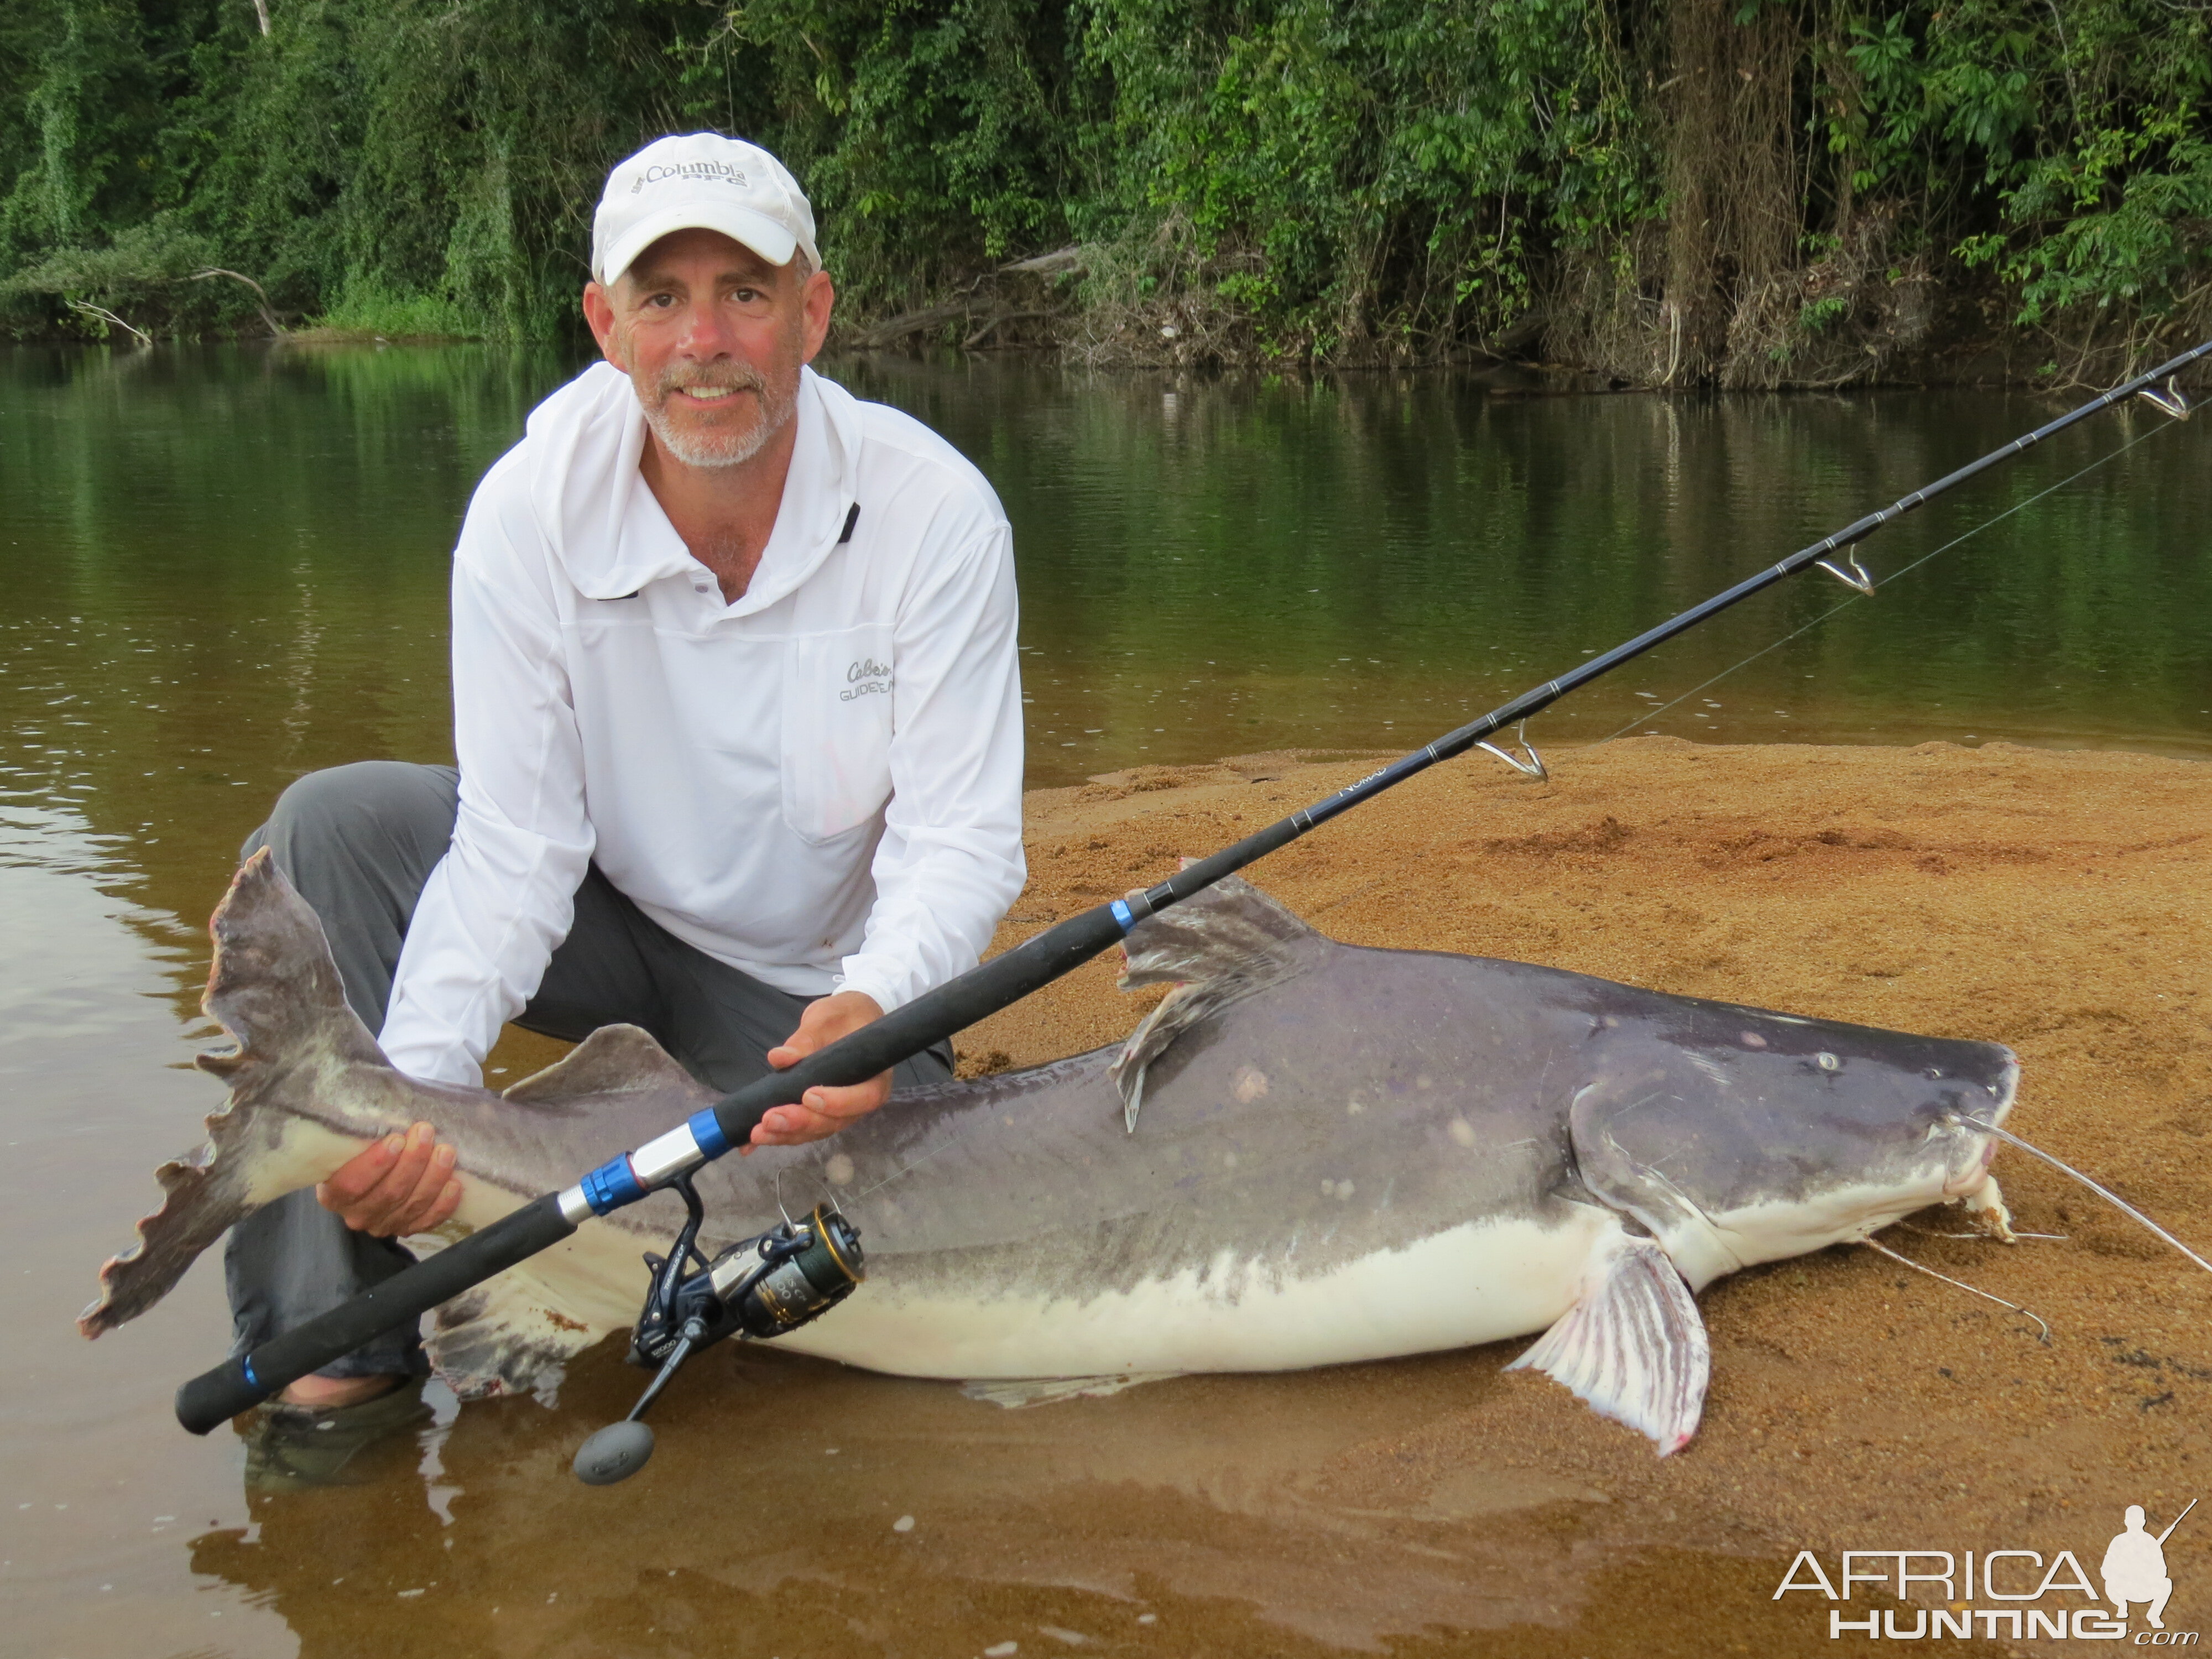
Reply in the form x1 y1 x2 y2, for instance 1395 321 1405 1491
573 1186 864 1485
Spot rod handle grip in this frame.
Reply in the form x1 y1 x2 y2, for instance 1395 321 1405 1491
174 1191 577 1434
174 1356 266 1437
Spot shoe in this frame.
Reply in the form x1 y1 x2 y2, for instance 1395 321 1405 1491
239 1377 431 1494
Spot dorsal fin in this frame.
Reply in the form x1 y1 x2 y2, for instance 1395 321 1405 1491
502 1024 716 1108
1109 875 1328 1131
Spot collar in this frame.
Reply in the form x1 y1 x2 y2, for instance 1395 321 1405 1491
528 362 862 608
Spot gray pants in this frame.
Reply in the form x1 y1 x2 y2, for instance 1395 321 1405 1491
225 761 952 1378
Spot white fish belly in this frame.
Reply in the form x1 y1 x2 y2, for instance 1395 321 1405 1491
777 1206 1621 1379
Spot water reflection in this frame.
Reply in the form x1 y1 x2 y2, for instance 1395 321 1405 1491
184 1341 1978 1658
842 356 2212 770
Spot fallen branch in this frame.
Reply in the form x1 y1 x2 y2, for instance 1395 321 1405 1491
190 268 285 336
66 299 152 347
1000 246 1084 278
842 300 977 349
963 308 1061 348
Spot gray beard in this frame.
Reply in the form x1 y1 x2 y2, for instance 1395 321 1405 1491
639 371 799 469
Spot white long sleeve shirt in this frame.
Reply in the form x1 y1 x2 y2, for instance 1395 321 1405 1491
378 362 1026 1086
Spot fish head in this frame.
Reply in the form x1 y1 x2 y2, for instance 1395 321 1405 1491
1567 995 2018 1287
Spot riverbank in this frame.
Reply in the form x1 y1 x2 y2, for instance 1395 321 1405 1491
18 315 2200 394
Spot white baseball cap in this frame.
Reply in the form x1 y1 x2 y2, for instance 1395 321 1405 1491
591 133 821 286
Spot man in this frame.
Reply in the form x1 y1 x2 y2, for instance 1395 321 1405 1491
227 132 1025 1415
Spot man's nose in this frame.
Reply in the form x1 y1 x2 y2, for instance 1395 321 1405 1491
675 298 739 358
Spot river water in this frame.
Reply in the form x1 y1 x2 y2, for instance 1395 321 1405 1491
1 343 2204 1657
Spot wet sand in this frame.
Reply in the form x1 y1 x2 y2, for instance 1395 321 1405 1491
34 738 2212 1657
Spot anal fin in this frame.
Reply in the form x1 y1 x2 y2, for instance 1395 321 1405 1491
958 1373 1178 1409
1505 1230 1709 1455
424 1258 614 1405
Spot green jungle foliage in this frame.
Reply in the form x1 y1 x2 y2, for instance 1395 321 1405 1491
2 0 2206 380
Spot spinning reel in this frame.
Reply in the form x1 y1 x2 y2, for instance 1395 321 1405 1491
572 1173 863 1485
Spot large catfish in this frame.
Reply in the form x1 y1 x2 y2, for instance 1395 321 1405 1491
82 851 2017 1452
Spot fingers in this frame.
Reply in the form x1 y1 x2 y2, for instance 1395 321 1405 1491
415 1170 464 1232
749 993 893 1150
769 991 887 1073
315 1121 461 1238
766 1019 827 1073
748 1072 892 1148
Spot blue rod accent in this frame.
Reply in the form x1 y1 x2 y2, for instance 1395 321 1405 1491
1110 899 1135 932
579 1154 646 1216
242 1355 259 1389
687 1108 733 1161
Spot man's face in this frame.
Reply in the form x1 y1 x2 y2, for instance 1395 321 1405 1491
582 228 833 470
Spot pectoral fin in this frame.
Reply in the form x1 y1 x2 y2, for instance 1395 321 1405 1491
1505 1229 1709 1455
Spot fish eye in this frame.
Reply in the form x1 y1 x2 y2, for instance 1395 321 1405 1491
1815 1052 1841 1073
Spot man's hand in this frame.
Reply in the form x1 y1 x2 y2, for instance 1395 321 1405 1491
316 1121 463 1237
756 990 890 1147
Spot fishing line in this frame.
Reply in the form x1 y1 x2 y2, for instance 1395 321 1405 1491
1961 1115 2212 1278
846 1130 966 1207
1601 416 2183 744
839 1079 1049 1217
1860 1235 2052 1343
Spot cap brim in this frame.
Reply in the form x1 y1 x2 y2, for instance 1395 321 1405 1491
597 202 804 286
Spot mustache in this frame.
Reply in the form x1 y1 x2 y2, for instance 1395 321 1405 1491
654 364 767 401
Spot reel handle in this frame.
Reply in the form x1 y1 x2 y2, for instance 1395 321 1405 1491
574 1315 705 1486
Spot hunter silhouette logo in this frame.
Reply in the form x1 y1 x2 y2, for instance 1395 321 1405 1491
2106 1500 2193 1631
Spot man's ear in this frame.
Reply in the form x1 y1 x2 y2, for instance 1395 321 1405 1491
799 268 835 366
582 280 628 372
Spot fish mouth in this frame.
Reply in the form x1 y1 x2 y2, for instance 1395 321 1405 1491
1937 1055 2018 1195
1940 1134 2000 1196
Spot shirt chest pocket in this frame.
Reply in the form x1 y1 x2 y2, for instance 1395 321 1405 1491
781 624 896 843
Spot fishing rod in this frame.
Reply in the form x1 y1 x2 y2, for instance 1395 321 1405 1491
174 337 2212 1469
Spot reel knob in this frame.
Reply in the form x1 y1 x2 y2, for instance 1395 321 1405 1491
573 1419 656 1485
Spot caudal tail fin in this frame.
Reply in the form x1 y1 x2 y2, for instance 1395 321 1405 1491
78 849 387 1338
